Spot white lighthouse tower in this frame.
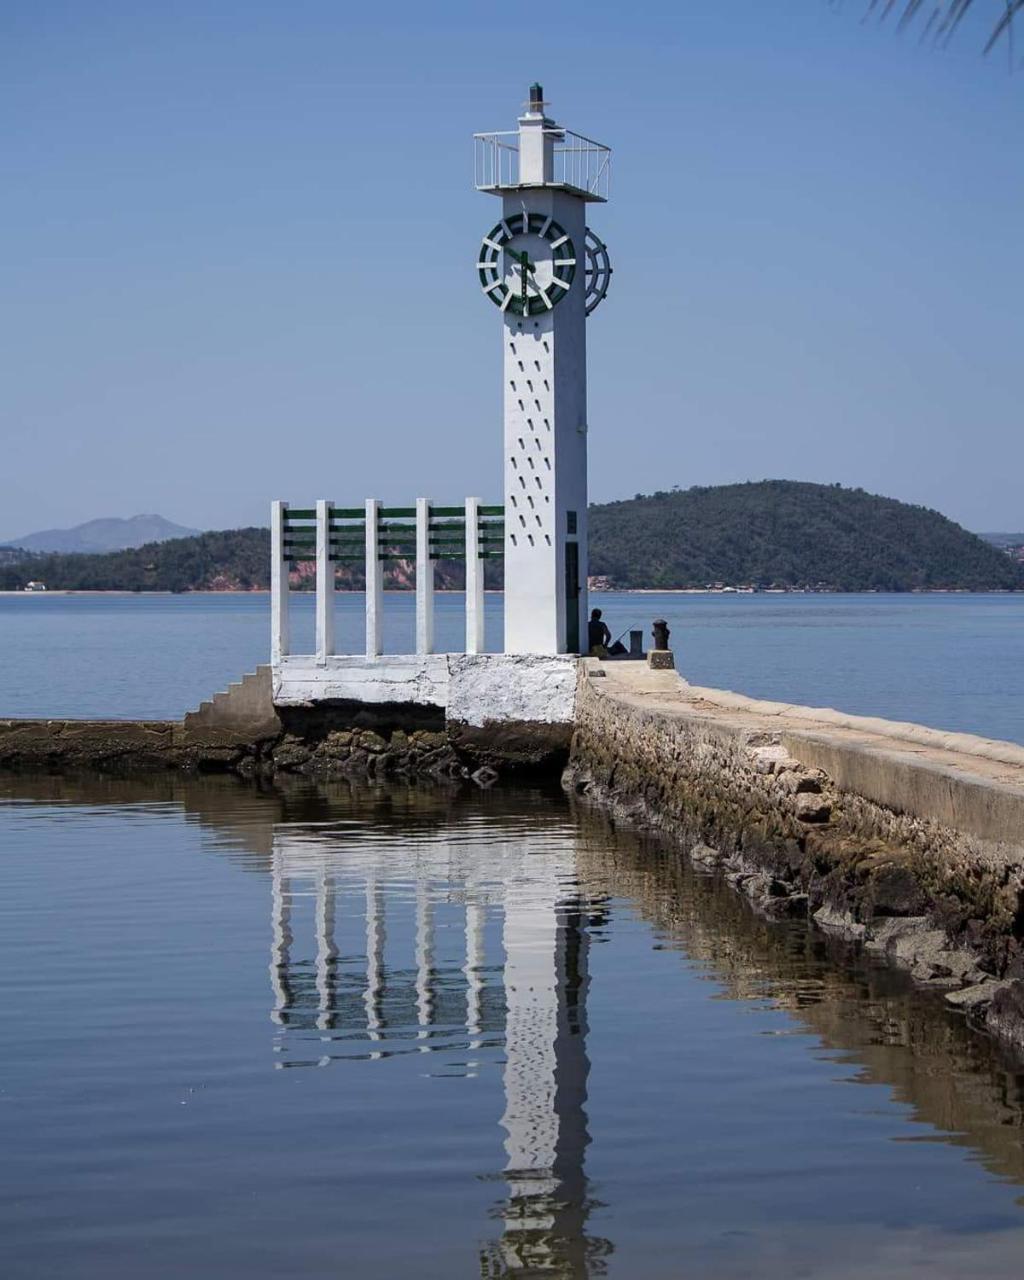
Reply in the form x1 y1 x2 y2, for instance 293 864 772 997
475 86 611 654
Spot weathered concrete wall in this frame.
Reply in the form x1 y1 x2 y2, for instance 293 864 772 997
565 661 1024 1054
274 655 451 708
274 651 575 712
272 652 578 769
446 653 577 767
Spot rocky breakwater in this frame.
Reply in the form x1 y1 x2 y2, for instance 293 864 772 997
0 712 478 782
564 659 1024 1057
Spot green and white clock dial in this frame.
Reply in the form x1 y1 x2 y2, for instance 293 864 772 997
477 212 577 316
583 228 612 316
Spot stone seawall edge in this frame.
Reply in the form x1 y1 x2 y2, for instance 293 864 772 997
564 662 1024 1057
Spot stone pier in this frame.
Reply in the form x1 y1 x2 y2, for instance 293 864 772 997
564 659 1024 1054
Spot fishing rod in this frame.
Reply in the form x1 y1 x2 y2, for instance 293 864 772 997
610 623 641 647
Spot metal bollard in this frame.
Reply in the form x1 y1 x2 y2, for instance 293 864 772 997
629 629 643 657
648 618 675 670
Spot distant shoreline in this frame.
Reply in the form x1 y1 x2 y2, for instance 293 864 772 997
2 588 1020 598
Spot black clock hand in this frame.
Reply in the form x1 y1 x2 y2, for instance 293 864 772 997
507 248 535 308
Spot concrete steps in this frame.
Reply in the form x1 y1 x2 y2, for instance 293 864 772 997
183 665 281 740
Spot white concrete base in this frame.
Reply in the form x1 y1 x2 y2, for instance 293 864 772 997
273 653 578 726
447 654 578 727
274 655 451 707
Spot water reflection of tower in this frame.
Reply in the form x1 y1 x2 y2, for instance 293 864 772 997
266 819 609 1274
487 886 602 1277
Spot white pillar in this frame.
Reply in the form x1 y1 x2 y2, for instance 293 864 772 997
465 900 485 1068
315 867 336 1033
416 497 434 655
269 857 292 1027
465 496 485 655
364 877 385 1054
271 500 290 664
501 885 561 1204
365 498 382 658
415 879 434 1049
315 499 334 666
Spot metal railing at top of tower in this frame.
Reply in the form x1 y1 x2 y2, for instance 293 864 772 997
472 129 611 201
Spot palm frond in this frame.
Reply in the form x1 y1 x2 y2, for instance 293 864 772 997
855 0 1020 55
983 0 1024 55
896 0 930 33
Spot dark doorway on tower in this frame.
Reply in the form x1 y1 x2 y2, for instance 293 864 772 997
564 539 580 653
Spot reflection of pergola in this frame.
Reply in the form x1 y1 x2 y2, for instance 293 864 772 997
268 824 605 1275
7 771 1024 1269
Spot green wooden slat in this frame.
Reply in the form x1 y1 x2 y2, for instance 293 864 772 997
283 508 316 520
333 507 365 519
430 506 465 517
478 551 504 559
478 505 504 516
379 506 416 518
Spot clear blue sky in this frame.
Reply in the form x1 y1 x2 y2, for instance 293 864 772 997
3 0 1021 539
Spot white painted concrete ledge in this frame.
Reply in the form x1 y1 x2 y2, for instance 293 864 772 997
273 653 578 726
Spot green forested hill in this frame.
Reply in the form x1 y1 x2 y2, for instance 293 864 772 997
588 481 1023 591
0 529 474 592
0 529 271 593
1 482 1020 592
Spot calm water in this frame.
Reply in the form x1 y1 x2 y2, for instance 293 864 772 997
1 591 1023 742
3 774 1024 1278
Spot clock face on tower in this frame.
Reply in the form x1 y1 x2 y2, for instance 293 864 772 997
477 213 577 316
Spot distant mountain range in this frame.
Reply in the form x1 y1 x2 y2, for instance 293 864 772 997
4 514 200 555
0 484 1020 593
979 532 1024 550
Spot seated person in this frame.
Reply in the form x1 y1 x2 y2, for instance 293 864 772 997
588 608 612 656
